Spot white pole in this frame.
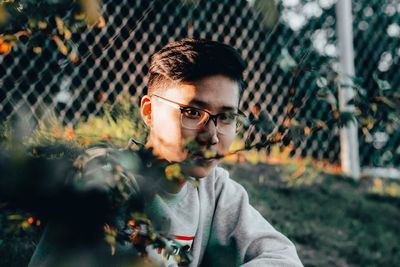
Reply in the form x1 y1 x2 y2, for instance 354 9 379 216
336 0 360 179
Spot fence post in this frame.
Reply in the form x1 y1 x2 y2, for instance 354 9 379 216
336 0 360 179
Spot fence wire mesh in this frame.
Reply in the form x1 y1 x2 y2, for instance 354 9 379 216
0 0 399 168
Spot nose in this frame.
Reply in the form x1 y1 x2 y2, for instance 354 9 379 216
197 117 219 145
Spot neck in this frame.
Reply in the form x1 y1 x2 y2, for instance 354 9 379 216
145 139 187 194
161 178 187 194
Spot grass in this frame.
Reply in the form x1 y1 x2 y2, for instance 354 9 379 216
224 162 400 267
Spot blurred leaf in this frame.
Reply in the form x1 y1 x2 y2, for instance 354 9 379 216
313 119 327 130
7 214 23 221
359 116 375 129
79 0 102 26
361 127 373 143
250 0 279 29
371 103 378 113
252 110 275 134
38 20 47 29
0 39 13 53
165 163 185 182
317 87 337 106
373 73 391 92
346 98 355 106
52 34 68 55
0 5 7 26
0 0 105 60
337 111 356 128
55 16 64 35
97 15 105 28
180 0 199 5
351 75 364 85
46 0 71 4
287 126 306 144
0 122 12 142
279 48 297 72
375 96 396 109
289 118 300 127
68 46 79 62
340 82 368 98
388 112 399 124
354 84 367 97
267 131 283 144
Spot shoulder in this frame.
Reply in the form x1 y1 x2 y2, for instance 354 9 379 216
202 166 229 188
77 146 136 171
83 146 129 160
201 166 247 198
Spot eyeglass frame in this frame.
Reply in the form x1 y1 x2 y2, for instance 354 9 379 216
151 94 246 135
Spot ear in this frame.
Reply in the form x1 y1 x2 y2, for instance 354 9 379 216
140 95 152 127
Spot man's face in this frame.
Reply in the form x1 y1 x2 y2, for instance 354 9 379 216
141 74 240 178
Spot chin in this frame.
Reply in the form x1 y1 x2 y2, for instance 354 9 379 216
186 159 219 178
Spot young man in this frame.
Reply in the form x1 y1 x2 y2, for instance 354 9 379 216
139 38 302 266
29 38 303 267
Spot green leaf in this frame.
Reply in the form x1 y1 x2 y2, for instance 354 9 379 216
378 96 396 109
373 73 391 92
351 75 364 84
346 98 356 106
317 87 337 106
251 0 279 29
287 126 306 143
354 84 367 97
337 111 356 128
180 0 199 5
279 48 297 72
388 112 399 123
252 110 275 133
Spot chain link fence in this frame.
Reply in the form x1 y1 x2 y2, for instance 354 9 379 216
1 0 399 169
352 0 400 169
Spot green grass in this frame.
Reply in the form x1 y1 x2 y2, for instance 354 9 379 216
225 162 400 267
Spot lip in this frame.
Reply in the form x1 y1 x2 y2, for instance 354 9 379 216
190 155 216 162
194 158 217 167
190 150 219 159
190 154 225 167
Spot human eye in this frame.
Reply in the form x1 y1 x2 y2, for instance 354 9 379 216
182 108 202 119
218 112 236 124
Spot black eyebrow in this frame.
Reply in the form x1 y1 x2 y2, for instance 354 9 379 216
188 99 237 112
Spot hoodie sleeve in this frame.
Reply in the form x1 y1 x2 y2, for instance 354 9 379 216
203 167 303 267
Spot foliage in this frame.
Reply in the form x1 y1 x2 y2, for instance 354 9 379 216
28 93 148 147
239 45 400 166
1 0 399 265
0 46 396 264
0 134 193 265
2 158 400 266
4 81 393 264
0 95 200 265
2 0 398 167
182 0 279 29
368 177 400 198
248 0 279 29
0 0 104 59
274 159 323 188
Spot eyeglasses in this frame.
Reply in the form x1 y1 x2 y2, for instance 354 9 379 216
152 94 245 135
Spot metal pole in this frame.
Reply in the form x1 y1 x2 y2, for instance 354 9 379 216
336 0 360 178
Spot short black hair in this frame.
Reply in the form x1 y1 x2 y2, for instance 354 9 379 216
147 38 246 95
